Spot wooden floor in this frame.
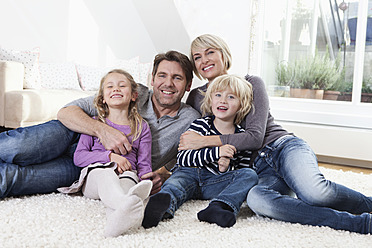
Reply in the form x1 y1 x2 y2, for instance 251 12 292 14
319 162 372 174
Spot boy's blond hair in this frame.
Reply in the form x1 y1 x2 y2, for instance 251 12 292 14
201 74 253 125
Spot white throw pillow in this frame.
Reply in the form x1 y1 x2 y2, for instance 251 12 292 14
76 64 107 91
139 62 152 86
77 56 141 91
0 47 41 89
39 62 81 90
114 56 140 83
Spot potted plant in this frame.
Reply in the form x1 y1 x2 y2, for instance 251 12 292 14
276 50 343 99
337 79 372 103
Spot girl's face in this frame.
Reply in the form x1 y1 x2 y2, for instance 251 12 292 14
192 47 227 82
211 86 240 123
102 72 137 110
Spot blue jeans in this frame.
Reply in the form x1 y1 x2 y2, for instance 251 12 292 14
160 166 258 216
0 120 81 198
247 135 372 234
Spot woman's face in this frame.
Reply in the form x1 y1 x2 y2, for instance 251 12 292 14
192 47 227 82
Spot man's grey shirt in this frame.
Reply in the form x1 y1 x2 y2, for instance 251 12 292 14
65 84 201 171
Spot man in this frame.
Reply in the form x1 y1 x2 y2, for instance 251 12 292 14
0 50 200 198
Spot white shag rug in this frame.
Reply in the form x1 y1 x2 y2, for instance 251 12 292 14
1 167 372 248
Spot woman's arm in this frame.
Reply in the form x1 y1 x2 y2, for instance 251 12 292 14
219 75 269 150
180 76 269 151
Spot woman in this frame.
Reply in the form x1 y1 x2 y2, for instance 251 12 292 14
180 34 372 234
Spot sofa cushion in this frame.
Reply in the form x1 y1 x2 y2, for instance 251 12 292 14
76 56 141 91
39 62 81 90
4 89 95 128
0 47 41 89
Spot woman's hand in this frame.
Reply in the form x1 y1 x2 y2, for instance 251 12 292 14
110 153 132 174
179 131 222 150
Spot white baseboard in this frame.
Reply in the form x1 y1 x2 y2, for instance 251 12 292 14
277 121 372 168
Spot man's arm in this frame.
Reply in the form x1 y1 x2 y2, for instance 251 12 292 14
57 105 132 155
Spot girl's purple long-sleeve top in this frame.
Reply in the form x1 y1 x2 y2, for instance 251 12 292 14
73 118 152 179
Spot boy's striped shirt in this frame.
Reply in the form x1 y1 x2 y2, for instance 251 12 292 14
176 116 252 175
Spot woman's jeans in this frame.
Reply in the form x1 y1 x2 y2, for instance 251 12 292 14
247 135 372 234
160 166 258 216
0 120 81 198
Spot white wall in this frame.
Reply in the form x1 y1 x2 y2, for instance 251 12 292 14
0 0 251 77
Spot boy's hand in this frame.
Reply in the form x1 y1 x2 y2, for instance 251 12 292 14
110 153 132 174
218 156 230 172
219 144 236 158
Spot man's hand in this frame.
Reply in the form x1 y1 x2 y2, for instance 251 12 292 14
141 172 162 195
110 153 132 174
97 125 132 155
58 105 132 155
141 167 171 195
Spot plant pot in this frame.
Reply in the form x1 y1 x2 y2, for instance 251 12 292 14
290 88 324 99
362 93 372 103
323 90 341 100
337 92 372 102
338 92 351 101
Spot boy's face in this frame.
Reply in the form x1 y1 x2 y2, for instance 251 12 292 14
211 86 240 123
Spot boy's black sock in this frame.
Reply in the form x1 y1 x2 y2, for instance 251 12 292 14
142 193 171 229
197 201 236 228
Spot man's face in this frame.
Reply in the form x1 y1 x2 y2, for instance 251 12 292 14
151 60 191 109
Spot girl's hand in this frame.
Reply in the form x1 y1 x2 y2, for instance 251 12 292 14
110 153 132 174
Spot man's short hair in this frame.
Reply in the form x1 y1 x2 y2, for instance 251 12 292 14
152 50 194 85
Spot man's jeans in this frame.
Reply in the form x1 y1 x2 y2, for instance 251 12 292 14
161 166 258 216
0 120 81 198
247 135 372 234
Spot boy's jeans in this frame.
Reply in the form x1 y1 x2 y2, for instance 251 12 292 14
247 135 372 234
161 166 258 216
0 120 81 198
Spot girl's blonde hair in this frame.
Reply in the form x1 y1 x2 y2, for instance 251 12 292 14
190 34 232 80
200 74 254 125
94 69 144 142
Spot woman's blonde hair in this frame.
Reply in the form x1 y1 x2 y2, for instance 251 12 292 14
200 74 254 125
94 69 144 142
190 34 232 79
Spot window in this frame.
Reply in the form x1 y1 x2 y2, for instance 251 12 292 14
258 0 372 129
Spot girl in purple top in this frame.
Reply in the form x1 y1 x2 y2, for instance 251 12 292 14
59 69 152 237
180 34 372 235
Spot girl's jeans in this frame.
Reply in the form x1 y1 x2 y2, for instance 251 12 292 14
160 166 258 216
0 120 81 198
247 135 372 234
